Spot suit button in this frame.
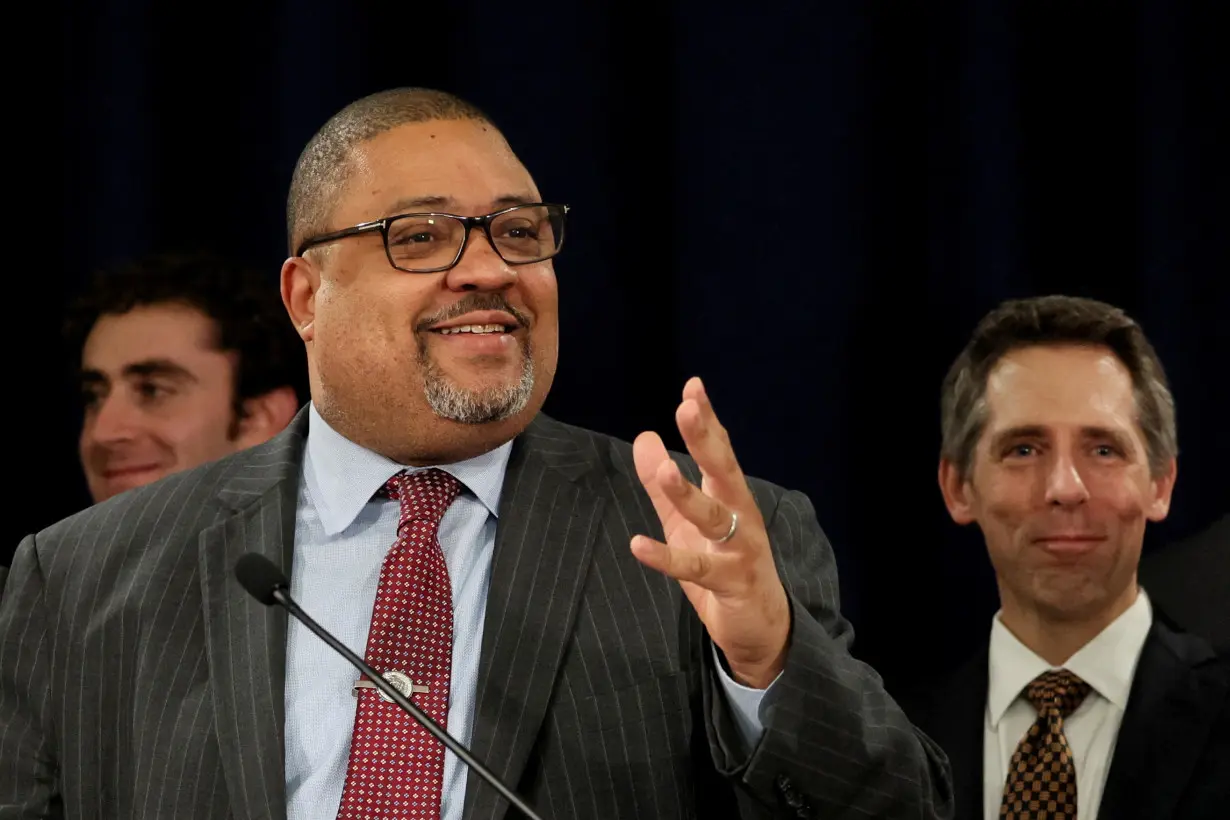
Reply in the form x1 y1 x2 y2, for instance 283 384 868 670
775 775 803 808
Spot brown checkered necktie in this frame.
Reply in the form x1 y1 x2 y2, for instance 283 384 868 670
1000 669 1092 819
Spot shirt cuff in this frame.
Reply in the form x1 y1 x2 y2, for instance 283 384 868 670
711 644 781 749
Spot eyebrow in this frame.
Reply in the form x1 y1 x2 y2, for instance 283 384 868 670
79 359 199 386
989 424 1137 452
385 193 539 215
988 425 1047 450
1082 426 1137 453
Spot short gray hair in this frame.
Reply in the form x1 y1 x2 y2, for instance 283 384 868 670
940 295 1177 479
286 88 493 255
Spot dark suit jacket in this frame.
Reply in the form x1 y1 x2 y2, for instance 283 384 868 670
901 618 1230 820
1142 514 1230 652
0 413 952 819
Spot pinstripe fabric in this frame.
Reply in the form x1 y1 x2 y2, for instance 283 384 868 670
0 420 302 820
0 410 952 820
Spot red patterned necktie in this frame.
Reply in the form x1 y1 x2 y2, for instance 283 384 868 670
337 468 462 820
1000 668 1092 819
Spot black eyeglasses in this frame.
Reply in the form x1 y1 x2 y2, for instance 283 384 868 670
295 202 569 273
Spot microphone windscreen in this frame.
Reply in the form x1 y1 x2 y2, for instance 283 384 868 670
234 553 289 605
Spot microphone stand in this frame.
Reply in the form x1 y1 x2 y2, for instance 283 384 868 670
273 588 546 820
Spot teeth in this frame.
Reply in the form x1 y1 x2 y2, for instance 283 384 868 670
439 323 508 335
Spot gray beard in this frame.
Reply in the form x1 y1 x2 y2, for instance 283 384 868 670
419 344 535 425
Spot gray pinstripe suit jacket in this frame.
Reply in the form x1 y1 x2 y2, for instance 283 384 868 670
0 412 952 819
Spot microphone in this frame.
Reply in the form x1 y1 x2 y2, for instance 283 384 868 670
234 552 546 820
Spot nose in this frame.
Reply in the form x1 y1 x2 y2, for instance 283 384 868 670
85 393 141 445
1044 451 1090 508
444 229 519 292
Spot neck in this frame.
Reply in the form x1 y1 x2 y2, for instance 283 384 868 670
315 399 531 467
997 581 1139 666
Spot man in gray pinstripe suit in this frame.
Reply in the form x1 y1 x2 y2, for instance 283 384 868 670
0 89 952 819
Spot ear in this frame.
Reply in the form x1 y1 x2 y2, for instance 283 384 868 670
938 458 977 525
282 255 319 342
234 386 301 448
1145 457 1178 522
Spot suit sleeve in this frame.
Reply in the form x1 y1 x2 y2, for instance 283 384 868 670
0 534 60 818
700 489 954 819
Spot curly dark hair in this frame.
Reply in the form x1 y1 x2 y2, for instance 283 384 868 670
63 252 309 419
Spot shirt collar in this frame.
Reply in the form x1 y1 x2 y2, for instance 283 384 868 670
987 589 1153 728
303 402 512 536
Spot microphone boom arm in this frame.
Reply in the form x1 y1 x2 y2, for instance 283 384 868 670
271 587 546 820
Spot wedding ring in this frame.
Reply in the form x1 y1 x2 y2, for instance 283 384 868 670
715 511 738 543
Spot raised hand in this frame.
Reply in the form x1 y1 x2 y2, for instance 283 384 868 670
631 377 790 688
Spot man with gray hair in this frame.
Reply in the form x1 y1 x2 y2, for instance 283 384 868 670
906 295 1228 820
1 88 952 819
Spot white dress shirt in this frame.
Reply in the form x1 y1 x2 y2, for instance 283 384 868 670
284 404 775 820
983 590 1153 820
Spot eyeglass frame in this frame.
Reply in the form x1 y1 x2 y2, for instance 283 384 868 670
294 201 570 274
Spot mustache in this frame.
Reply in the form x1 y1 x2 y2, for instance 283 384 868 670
415 293 531 332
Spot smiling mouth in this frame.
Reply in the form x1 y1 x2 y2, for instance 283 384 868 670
432 323 514 336
103 464 161 477
1034 536 1106 559
1034 535 1105 543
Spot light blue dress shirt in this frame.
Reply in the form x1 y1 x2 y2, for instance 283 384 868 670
285 404 773 820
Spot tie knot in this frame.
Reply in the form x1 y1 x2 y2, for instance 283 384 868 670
1025 669 1091 719
378 468 463 528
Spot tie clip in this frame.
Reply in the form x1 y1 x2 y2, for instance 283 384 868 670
353 670 428 702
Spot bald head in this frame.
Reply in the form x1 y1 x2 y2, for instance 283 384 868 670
286 88 495 255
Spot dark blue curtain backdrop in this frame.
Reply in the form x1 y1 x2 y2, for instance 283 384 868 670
22 1 1227 690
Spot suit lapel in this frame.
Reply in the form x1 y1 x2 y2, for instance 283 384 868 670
922 651 988 820
198 417 306 820
463 417 605 820
1098 620 1229 820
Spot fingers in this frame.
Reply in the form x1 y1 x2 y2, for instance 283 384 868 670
676 377 748 498
632 430 670 486
654 457 739 544
632 431 678 523
634 378 760 561
631 534 727 588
